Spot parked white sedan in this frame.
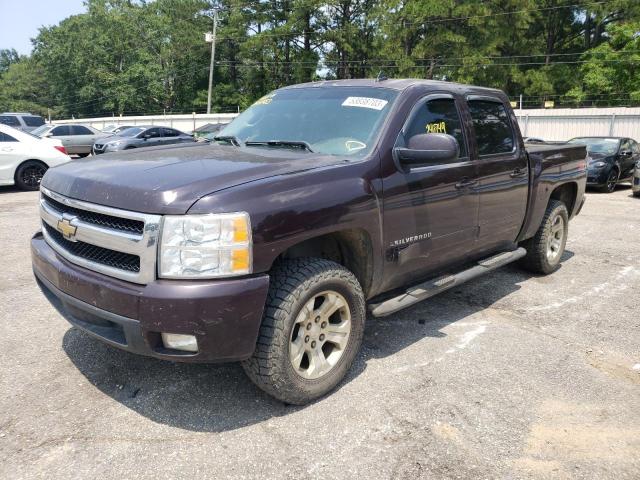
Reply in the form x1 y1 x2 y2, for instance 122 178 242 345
0 124 71 191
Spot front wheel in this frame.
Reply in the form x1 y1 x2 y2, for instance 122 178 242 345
15 160 47 191
600 169 619 193
242 258 365 405
519 199 569 274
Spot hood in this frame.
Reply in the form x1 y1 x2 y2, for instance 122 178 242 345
41 143 347 214
587 152 615 166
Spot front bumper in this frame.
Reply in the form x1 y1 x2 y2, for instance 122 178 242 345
32 232 269 363
586 167 609 186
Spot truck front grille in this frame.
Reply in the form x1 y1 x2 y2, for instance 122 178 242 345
42 193 144 235
39 187 162 284
44 223 140 272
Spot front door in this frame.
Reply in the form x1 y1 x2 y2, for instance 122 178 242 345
467 96 529 252
381 94 479 291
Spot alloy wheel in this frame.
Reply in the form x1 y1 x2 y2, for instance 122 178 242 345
289 290 352 380
546 214 565 263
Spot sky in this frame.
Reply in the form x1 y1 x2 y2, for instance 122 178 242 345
0 0 87 55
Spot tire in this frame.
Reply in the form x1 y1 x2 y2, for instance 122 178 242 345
599 169 619 193
76 153 90 158
633 190 640 198
15 160 47 191
519 199 569 275
242 258 366 405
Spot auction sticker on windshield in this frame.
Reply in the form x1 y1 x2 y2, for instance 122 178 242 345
342 97 389 110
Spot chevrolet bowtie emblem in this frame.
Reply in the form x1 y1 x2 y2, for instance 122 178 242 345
57 217 78 241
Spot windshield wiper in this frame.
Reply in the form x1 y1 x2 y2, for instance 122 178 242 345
213 135 242 146
245 140 314 153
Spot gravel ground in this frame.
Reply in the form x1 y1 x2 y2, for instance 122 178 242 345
0 184 638 480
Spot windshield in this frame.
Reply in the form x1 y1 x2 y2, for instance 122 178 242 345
219 86 399 156
119 127 145 137
568 137 620 155
31 125 51 136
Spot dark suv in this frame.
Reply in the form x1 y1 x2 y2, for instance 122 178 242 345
0 112 45 132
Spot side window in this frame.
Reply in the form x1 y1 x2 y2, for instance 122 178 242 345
142 128 160 138
51 125 71 136
404 98 466 158
23 116 45 127
0 132 18 142
161 127 179 137
468 100 515 156
632 141 640 154
620 139 631 152
72 125 92 135
0 115 21 127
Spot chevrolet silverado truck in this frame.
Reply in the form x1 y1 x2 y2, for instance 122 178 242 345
31 79 587 405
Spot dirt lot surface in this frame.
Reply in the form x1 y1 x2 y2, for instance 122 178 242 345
0 185 638 480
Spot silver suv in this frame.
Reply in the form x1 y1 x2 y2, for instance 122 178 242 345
0 112 46 132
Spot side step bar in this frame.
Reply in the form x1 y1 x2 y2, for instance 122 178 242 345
369 247 527 317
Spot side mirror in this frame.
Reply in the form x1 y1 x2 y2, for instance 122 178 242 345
142 134 151 140
44 133 53 137
621 150 632 157
395 133 459 167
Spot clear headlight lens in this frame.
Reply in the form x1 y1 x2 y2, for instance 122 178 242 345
106 140 122 147
590 161 606 168
159 213 251 278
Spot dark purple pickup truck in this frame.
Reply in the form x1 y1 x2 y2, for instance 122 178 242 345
31 79 587 404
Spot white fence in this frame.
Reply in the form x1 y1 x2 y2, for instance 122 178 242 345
516 107 640 141
55 107 640 141
53 113 239 133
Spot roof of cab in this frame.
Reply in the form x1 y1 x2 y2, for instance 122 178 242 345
281 78 505 96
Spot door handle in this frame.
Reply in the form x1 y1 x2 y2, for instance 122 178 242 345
510 168 527 178
455 178 477 189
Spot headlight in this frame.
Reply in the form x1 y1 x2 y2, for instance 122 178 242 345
590 161 606 168
106 140 122 147
159 213 251 278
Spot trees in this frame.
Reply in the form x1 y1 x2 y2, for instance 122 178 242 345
4 0 639 118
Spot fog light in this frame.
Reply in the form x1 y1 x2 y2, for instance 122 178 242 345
161 333 198 353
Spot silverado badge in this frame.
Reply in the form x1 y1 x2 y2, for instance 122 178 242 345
56 217 78 241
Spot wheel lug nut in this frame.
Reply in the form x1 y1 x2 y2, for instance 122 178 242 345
321 321 327 328
319 334 325 341
305 336 309 343
311 341 316 348
315 317 320 323
306 323 312 330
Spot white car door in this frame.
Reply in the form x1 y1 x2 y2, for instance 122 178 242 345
0 130 26 185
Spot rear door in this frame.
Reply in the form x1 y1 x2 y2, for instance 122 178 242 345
71 125 97 154
381 93 479 290
467 96 529 252
49 125 75 153
160 127 182 145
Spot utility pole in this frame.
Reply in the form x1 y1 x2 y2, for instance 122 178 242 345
206 10 218 115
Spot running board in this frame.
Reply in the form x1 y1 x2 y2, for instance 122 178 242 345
369 247 527 317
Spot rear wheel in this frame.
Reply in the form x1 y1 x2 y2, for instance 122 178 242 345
242 258 365 405
15 160 47 191
519 199 568 274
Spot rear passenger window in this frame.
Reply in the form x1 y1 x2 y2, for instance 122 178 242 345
468 100 515 156
72 125 92 135
161 128 179 137
23 116 45 127
0 115 21 127
404 98 466 158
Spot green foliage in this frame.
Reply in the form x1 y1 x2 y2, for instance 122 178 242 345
2 0 639 118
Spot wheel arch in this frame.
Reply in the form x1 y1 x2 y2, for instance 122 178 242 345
549 181 578 217
274 228 375 297
14 158 49 181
